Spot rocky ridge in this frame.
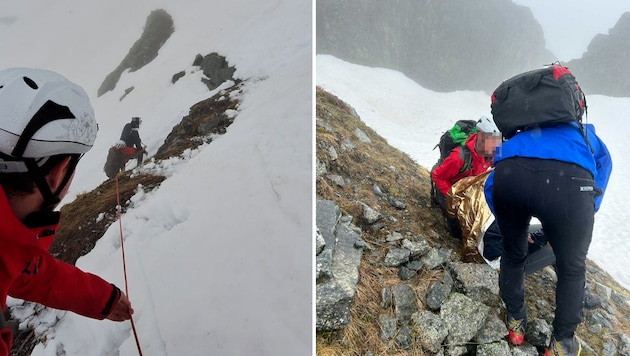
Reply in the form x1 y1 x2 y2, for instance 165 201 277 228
315 87 630 355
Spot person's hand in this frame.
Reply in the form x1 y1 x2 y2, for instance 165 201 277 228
107 292 134 322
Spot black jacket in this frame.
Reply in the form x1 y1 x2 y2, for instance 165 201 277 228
120 123 142 149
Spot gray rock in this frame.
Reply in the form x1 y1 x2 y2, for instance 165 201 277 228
327 145 338 161
340 137 355 152
612 290 629 306
449 261 500 307
589 311 614 330
402 238 430 258
316 229 326 255
316 200 341 247
440 293 490 346
326 174 345 187
476 340 510 356
359 202 381 224
412 310 449 353
384 248 410 267
526 318 551 347
618 333 630 355
316 158 327 177
387 195 406 209
421 248 449 270
315 200 364 331
372 184 386 198
378 315 397 340
315 248 332 280
398 266 416 280
476 313 508 344
385 231 404 242
381 287 393 309
316 119 333 132
316 282 352 330
396 325 413 349
587 323 602 334
593 282 612 302
354 128 371 143
405 260 423 271
510 345 539 355
392 284 418 324
426 272 453 311
603 339 617 356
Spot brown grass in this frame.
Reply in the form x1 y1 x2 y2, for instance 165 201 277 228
50 172 166 265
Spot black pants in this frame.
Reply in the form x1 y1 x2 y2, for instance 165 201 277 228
493 158 595 339
484 221 556 275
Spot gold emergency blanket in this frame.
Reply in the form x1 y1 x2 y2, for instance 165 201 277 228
446 169 493 263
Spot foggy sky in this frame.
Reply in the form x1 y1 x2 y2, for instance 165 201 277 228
513 0 630 61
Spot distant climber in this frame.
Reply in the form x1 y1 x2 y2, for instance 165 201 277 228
103 117 147 178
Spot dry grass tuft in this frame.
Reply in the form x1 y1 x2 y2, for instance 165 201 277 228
50 172 166 265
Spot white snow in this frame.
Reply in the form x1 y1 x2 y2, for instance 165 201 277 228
317 54 630 291
1 1 312 355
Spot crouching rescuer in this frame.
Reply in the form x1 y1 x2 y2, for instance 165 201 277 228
0 68 134 355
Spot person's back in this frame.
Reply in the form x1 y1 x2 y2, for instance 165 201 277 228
120 117 142 149
484 65 613 355
117 116 146 169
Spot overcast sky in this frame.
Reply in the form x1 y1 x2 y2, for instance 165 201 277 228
513 0 630 61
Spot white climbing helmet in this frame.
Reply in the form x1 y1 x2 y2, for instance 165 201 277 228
0 67 98 172
476 114 500 134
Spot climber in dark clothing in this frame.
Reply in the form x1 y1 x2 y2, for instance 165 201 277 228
119 116 146 166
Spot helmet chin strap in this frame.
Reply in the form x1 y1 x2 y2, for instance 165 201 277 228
24 155 81 211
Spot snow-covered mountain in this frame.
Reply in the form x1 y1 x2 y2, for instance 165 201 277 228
1 1 312 355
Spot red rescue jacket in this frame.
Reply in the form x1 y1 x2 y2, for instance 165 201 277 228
0 187 120 355
431 133 493 196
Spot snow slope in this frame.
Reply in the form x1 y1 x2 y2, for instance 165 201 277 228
317 54 630 291
1 1 312 355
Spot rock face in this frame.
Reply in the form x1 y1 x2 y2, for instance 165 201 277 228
567 12 630 97
316 0 554 93
315 200 365 331
98 9 174 96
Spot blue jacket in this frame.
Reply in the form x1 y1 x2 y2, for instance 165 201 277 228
484 123 612 213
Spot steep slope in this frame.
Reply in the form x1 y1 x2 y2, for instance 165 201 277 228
316 87 630 355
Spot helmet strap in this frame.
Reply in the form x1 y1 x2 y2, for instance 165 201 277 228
24 158 60 211
24 155 81 211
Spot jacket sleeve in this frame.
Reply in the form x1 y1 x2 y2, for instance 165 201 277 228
9 253 120 320
432 148 465 196
484 169 495 215
587 125 613 212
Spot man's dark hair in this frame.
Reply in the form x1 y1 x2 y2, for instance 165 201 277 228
0 154 76 197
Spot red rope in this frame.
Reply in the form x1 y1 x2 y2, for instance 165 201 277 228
115 175 143 356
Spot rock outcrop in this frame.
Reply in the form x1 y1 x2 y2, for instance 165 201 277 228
317 0 554 93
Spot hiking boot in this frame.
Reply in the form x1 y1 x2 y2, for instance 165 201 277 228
545 335 582 355
506 314 526 345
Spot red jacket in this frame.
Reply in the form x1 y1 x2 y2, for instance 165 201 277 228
0 187 120 355
431 133 493 196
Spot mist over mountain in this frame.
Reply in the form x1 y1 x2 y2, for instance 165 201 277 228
316 0 554 93
567 12 630 97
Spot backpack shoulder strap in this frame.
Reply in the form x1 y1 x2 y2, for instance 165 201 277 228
457 145 472 174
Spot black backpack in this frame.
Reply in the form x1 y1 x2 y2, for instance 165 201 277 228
490 64 586 140
430 120 476 205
